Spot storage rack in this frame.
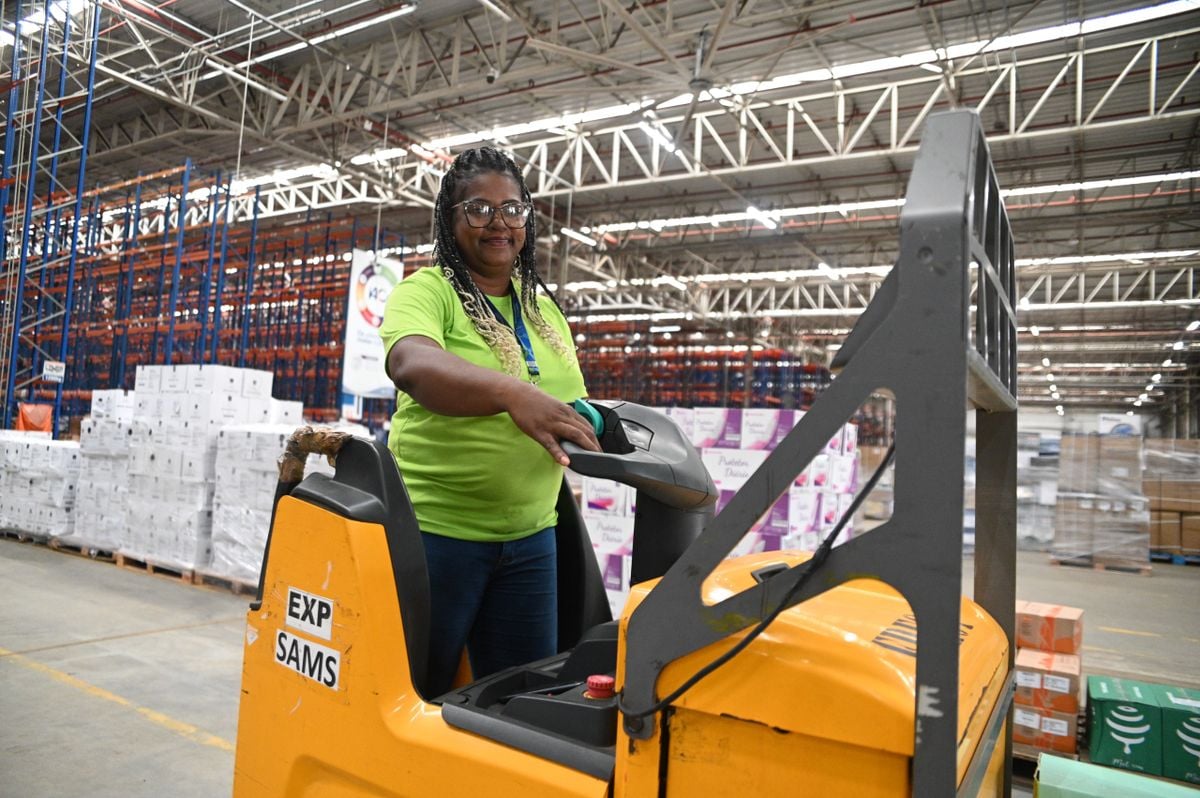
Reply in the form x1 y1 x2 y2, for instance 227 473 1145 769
4 157 405 428
573 320 833 410
0 0 102 432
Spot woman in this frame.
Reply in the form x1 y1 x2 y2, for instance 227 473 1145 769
379 146 601 697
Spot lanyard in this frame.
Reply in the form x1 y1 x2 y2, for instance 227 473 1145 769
482 285 540 384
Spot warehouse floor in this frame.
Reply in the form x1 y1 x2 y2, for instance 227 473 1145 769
1 538 1196 797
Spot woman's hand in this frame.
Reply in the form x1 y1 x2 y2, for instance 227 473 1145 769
390 336 601 465
500 382 601 467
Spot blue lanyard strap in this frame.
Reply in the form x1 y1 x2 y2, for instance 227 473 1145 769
482 285 540 383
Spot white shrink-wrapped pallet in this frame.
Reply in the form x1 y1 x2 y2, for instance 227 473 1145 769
208 421 371 583
0 433 80 539
65 416 136 552
120 365 252 572
209 423 292 583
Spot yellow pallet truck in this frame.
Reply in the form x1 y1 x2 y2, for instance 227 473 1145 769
232 109 1019 797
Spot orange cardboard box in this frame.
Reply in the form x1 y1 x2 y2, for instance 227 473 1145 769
1016 601 1084 654
1013 648 1081 713
1012 705 1078 754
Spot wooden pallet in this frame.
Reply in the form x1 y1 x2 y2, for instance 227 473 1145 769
194 570 258 597
47 537 116 562
115 553 196 584
1050 556 1152 576
1 528 46 544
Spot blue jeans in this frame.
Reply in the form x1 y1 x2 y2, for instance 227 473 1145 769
421 527 557 697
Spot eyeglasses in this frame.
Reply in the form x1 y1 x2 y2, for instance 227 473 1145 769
452 199 533 229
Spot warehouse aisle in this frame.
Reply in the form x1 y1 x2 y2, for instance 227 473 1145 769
2 538 1196 797
0 540 244 798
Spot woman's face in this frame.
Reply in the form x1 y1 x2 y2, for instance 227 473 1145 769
451 172 527 288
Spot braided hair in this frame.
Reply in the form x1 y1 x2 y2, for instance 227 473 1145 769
432 146 575 378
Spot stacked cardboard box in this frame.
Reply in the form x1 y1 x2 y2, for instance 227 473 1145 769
1052 432 1150 569
0 434 80 538
579 407 860 618
1144 439 1200 557
121 364 279 571
1012 600 1084 756
68 390 137 551
1088 676 1200 784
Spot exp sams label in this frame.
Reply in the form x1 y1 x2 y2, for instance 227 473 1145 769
285 587 334 640
275 630 340 690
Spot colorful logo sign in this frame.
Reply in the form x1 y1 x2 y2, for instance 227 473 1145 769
1107 704 1152 754
354 260 397 328
1180 716 1200 765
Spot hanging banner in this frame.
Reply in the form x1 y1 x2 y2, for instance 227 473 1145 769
342 249 403 398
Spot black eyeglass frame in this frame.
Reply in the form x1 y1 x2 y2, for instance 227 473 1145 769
450 199 533 229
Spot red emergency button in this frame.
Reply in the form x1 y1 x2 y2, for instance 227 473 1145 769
585 674 615 700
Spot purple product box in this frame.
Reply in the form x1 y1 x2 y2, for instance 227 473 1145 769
597 549 630 592
827 453 857 495
795 453 831 488
741 409 796 451
763 493 790 535
693 407 743 449
842 423 859 456
703 448 770 492
787 486 820 535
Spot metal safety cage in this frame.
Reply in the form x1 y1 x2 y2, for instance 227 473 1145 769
619 109 1018 797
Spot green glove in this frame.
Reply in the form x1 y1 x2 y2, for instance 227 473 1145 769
572 399 604 437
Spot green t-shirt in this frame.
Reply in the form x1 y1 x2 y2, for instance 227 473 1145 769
379 266 587 541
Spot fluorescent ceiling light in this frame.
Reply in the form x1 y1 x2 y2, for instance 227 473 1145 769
747 206 778 230
1188 320 1200 332
415 2 1197 152
560 227 598 247
638 121 676 154
350 146 408 166
215 2 415 72
582 173 1197 239
1004 170 1200 197
478 0 513 22
1173 341 1185 350
1041 357 1051 367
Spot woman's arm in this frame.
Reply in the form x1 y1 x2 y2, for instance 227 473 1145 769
388 335 600 466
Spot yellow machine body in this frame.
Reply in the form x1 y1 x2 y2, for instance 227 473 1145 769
233 497 608 798
614 551 1010 797
234 499 1008 797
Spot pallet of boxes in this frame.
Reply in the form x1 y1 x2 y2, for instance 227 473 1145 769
1087 675 1200 785
1051 430 1151 574
577 407 861 618
1011 600 1085 760
120 363 287 579
1144 439 1200 563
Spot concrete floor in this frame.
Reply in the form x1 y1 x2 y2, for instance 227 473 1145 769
1 538 1197 798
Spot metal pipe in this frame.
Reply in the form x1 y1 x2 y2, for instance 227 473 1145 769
210 174 232 364
52 3 100 433
34 6 73 388
163 158 191 364
4 7 52 431
198 168 222 363
238 185 262 368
